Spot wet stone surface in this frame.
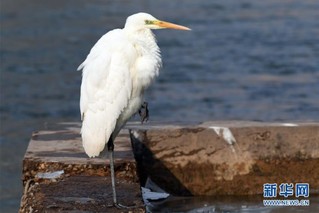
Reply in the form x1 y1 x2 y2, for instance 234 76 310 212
20 176 144 213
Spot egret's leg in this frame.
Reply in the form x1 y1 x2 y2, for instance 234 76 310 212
107 136 117 205
107 136 135 209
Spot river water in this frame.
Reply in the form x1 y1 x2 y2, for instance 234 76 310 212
1 0 318 212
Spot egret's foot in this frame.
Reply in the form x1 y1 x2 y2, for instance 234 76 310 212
138 101 149 124
107 202 142 209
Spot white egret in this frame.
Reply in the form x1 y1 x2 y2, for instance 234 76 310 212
78 12 190 207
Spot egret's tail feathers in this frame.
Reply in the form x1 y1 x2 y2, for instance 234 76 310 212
81 110 114 157
77 63 85 71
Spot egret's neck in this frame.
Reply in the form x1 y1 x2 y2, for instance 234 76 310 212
123 27 162 97
124 28 159 55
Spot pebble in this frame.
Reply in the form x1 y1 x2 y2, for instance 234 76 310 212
40 163 45 169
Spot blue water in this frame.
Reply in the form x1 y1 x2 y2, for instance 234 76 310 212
1 0 319 212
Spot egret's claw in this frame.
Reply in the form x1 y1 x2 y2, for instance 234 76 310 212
138 102 149 124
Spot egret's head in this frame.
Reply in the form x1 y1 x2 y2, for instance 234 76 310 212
125 12 191 31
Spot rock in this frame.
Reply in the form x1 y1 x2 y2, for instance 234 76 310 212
128 121 319 196
20 122 144 213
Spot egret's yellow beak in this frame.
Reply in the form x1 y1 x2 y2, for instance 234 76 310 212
153 20 191 31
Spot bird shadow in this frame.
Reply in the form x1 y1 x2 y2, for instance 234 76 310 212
129 129 192 196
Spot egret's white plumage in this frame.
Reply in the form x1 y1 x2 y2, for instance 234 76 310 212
78 13 189 159
78 13 162 157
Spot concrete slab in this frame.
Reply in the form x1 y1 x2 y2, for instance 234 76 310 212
20 122 144 213
129 121 319 196
20 121 319 212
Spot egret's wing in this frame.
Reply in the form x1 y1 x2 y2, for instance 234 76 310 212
78 29 136 157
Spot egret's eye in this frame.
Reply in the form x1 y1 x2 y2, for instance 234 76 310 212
145 20 154 25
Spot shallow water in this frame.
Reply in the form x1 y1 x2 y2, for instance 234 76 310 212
1 0 319 212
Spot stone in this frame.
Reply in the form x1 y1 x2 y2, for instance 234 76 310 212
20 122 144 213
128 121 319 196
